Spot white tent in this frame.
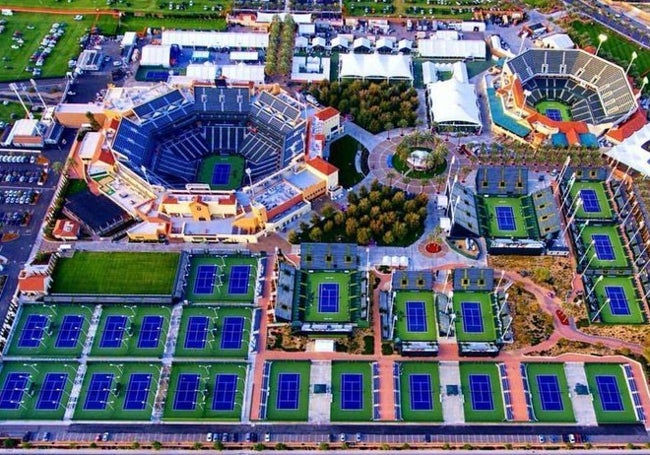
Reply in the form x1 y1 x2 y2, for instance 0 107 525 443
418 37 486 59
606 124 650 176
352 37 371 51
298 23 316 36
295 36 309 49
186 63 218 80
162 31 269 49
339 53 413 81
541 33 575 49
375 37 394 51
140 44 171 67
331 36 349 50
221 63 265 84
311 36 326 48
426 61 481 130
398 39 412 52
230 51 258 61
422 61 438 85
121 31 137 48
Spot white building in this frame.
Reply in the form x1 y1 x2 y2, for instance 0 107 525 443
418 36 486 60
606 124 650 176
140 45 171 67
339 53 413 82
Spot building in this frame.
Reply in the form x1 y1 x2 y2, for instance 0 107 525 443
140 45 171 68
606 123 650 176
306 157 339 195
1 119 45 148
540 33 575 50
418 35 486 60
77 49 102 71
52 219 81 241
312 107 342 139
339 53 413 82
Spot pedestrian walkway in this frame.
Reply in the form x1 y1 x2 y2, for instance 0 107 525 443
308 360 331 423
439 361 465 424
502 360 529 422
377 357 395 421
564 362 598 426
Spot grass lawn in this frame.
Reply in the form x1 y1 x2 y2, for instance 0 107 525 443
265 361 311 421
535 100 572 121
569 181 613 220
304 271 352 323
73 362 160 421
591 277 645 324
0 0 229 14
185 255 258 303
327 135 367 189
196 155 245 191
330 361 373 422
398 361 443 422
579 225 629 270
51 252 180 295
0 361 78 420
584 363 638 424
162 362 246 421
349 0 482 19
459 362 505 423
452 291 497 343
524 363 575 423
393 291 437 342
0 102 29 123
118 15 226 34
481 196 530 238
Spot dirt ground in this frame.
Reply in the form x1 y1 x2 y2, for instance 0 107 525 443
267 325 308 352
503 284 554 351
488 255 574 297
525 338 617 357
580 324 650 348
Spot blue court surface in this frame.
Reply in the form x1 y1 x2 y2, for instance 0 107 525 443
406 301 427 333
409 374 433 411
220 317 244 350
137 316 163 349
55 315 84 348
0 373 29 409
468 374 494 411
211 164 231 185
580 189 601 213
537 375 563 411
185 316 209 349
228 265 251 295
123 373 152 411
173 374 200 411
100 315 128 349
604 286 631 316
84 373 114 410
194 265 216 295
35 373 67 410
545 108 562 121
276 373 300 410
212 374 238 411
18 314 49 348
318 283 340 313
495 206 516 231
461 302 484 333
341 373 363 410
595 375 624 411
592 234 615 260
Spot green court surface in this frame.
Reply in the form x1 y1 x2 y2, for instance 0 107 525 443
330 361 373 422
304 271 352 323
482 196 529 238
584 363 638 424
197 155 246 191
569 181 614 220
452 292 497 343
591 277 645 324
524 363 575 423
5 304 93 358
90 306 171 358
398 362 443 422
73 362 160 421
579 225 629 269
535 100 572 121
265 361 311 421
185 255 258 303
174 306 252 359
0 361 78 420
162 362 246 421
51 252 180 295
459 362 505 423
393 291 438 342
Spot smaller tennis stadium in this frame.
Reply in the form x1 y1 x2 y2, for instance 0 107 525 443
578 224 630 270
521 363 575 423
395 362 443 422
393 291 438 343
330 361 374 422
185 254 258 303
451 292 498 343
459 363 506 422
569 181 614 220
482 197 530 239
584 363 639 424
303 272 352 323
262 361 311 421
587 276 645 324
196 155 246 191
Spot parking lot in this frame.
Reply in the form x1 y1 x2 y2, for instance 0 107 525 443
0 153 47 232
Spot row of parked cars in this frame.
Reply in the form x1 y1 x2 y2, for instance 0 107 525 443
0 168 43 184
0 210 29 227
0 154 36 164
0 189 40 205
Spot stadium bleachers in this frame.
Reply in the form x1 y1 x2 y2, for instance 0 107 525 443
476 167 528 196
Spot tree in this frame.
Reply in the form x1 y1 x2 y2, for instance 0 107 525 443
51 161 64 175
309 227 323 242
287 230 300 244
356 227 371 245
85 111 101 131
151 441 162 451
382 230 394 244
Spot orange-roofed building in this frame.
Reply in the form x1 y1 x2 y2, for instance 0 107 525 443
52 219 81 241
307 157 339 195
312 107 342 139
18 270 50 296
606 109 648 144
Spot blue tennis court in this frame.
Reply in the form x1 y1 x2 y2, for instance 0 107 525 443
36 373 67 410
194 265 216 295
137 316 163 349
592 234 615 260
211 164 231 185
580 189 601 213
18 314 48 348
100 315 128 349
536 375 563 411
545 108 562 121
185 316 209 349
461 302 484 333
595 375 624 411
340 373 363 410
406 301 427 333
123 373 152 411
318 282 340 313
220 316 244 350
55 315 84 348
0 373 29 409
495 206 516 231
173 373 200 411
604 286 631 316
212 374 238 411
276 373 300 410
409 374 433 411
84 373 114 410
469 374 494 411
228 265 251 295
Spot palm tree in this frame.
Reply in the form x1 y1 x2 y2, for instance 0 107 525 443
387 171 396 186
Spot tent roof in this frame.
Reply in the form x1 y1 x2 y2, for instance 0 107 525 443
256 12 312 23
606 123 650 176
339 53 413 80
353 37 371 49
186 63 217 80
418 38 486 59
140 44 171 67
331 36 349 48
541 33 574 49
398 39 412 50
221 63 265 84
162 31 269 49
427 64 480 127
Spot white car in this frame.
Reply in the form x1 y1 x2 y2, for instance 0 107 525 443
206 433 213 442
74 15 83 20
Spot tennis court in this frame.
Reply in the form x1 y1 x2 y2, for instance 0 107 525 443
194 265 216 295
481 197 529 238
211 164 231 185
276 373 300 410
584 363 637 423
536 100 571 121
227 265 251 295
569 181 613 219
495 206 516 231
123 373 153 411
592 234 615 261
580 189 601 213
184 316 210 350
545 108 562 121
591 277 644 324
304 271 353 323
330 362 373 422
172 374 201 411
212 374 238 411
398 362 443 422
461 302 484 333
524 363 575 422
36 373 68 411
459 363 505 422
393 291 437 342
219 316 244 350
185 255 258 303
18 314 48 348
138 315 164 349
0 372 29 410
452 292 498 343
265 361 310 421
196 155 245 190
579 225 629 269
318 283 340 313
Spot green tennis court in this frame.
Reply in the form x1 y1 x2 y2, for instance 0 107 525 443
584 363 637 424
264 361 311 421
524 363 575 423
459 362 505 422
482 196 529 238
569 181 613 220
398 361 443 422
535 100 572 121
591 277 645 324
579 225 630 269
330 362 373 422
303 271 352 323
393 291 438 342
196 155 246 191
452 292 497 343
185 255 258 303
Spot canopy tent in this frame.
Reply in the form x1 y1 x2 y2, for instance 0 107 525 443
606 124 650 176
426 62 481 131
140 44 171 67
162 31 269 49
339 53 413 81
418 37 486 59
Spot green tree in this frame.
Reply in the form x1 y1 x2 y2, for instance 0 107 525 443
356 227 371 245
85 111 101 131
382 230 394 244
309 227 323 242
152 441 162 451
288 230 300 244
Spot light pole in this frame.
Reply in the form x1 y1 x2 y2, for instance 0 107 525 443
630 220 645 245
622 200 638 226
639 77 649 97
576 220 591 240
561 199 583 239
596 34 608 56
584 276 604 302
636 240 650 265
591 298 610 323
625 51 638 75
582 252 598 275
578 240 596 267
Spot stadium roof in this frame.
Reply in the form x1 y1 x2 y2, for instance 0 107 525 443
541 33 574 49
418 37 486 59
339 53 413 81
300 243 358 270
162 31 269 49
606 123 650 176
452 268 494 292
427 62 480 129
392 271 433 291
140 45 171 67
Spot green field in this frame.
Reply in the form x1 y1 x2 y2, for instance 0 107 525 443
162 362 246 421
397 361 443 422
185 255 258 303
584 363 638 424
174 306 252 358
196 155 246 191
591 277 645 324
90 306 171 358
6 304 93 357
330 361 373 422
0 102 29 123
344 0 489 19
569 181 614 220
524 363 575 423
51 252 180 295
0 361 78 420
579 225 629 269
265 361 311 421
452 291 497 343
117 15 226 34
304 271 352 323
459 362 505 423
0 0 229 14
393 291 438 342
535 100 572 121
482 196 529 238
73 362 160 421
